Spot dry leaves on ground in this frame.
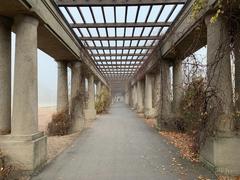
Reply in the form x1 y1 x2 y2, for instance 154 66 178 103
159 131 199 163
144 118 157 128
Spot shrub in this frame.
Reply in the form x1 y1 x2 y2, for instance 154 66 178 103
95 86 111 114
0 150 13 179
178 77 208 154
47 109 71 136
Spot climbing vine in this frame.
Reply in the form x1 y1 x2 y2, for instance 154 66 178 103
191 0 224 23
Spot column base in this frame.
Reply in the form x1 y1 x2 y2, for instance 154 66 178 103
200 135 240 176
84 109 96 121
0 132 47 171
144 108 157 119
137 105 144 113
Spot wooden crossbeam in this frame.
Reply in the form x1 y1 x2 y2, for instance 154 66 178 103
86 46 154 50
71 22 171 28
80 36 161 41
56 0 186 6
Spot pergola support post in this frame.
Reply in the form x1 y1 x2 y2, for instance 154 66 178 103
84 74 96 121
70 61 84 132
0 17 11 135
144 74 156 118
200 14 240 176
0 15 47 171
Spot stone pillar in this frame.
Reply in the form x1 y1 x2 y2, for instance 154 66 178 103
84 74 96 120
205 15 234 134
0 17 11 134
153 71 161 113
137 80 144 113
57 61 69 112
158 59 171 127
96 81 102 97
71 62 84 132
12 15 39 136
172 59 183 115
133 84 138 109
144 74 156 118
1 15 47 170
234 34 240 129
200 14 240 176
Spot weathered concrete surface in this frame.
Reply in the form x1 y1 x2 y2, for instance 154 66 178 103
200 136 240 176
200 14 240 176
172 59 183 115
12 15 39 135
32 103 215 180
84 75 96 121
2 15 47 170
0 16 11 134
158 58 172 127
137 81 144 113
71 62 84 132
57 61 69 112
144 74 156 118
205 14 234 133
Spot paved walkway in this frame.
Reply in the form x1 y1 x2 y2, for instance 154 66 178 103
32 102 216 180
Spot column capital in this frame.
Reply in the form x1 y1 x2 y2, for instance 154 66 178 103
14 14 39 27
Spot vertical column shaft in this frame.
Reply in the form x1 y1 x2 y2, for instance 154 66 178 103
0 17 11 134
12 15 39 135
159 59 171 120
134 84 137 109
137 80 144 112
71 61 84 131
173 59 183 114
57 61 69 112
234 35 240 111
145 74 153 110
205 14 234 133
96 81 102 96
87 74 95 110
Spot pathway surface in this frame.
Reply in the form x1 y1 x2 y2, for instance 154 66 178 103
32 102 216 180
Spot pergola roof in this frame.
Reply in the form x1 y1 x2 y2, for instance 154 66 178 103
56 0 187 83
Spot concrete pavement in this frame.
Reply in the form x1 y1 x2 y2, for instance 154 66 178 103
32 102 216 180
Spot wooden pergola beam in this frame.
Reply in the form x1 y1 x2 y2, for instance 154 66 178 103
56 0 186 6
86 46 154 50
71 22 171 28
80 36 161 41
92 53 148 57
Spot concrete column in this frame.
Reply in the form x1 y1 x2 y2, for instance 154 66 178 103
96 81 102 97
12 15 39 135
144 74 155 118
84 74 96 120
0 17 11 134
153 71 161 111
4 15 47 170
172 59 183 115
234 34 240 129
57 61 69 112
137 80 144 113
71 62 84 132
200 14 240 176
131 86 135 108
158 59 171 125
205 14 234 133
133 84 137 109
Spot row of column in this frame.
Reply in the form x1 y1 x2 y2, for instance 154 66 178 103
126 58 183 121
0 14 104 170
57 62 101 126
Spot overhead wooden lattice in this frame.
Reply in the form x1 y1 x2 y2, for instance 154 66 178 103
56 0 187 82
